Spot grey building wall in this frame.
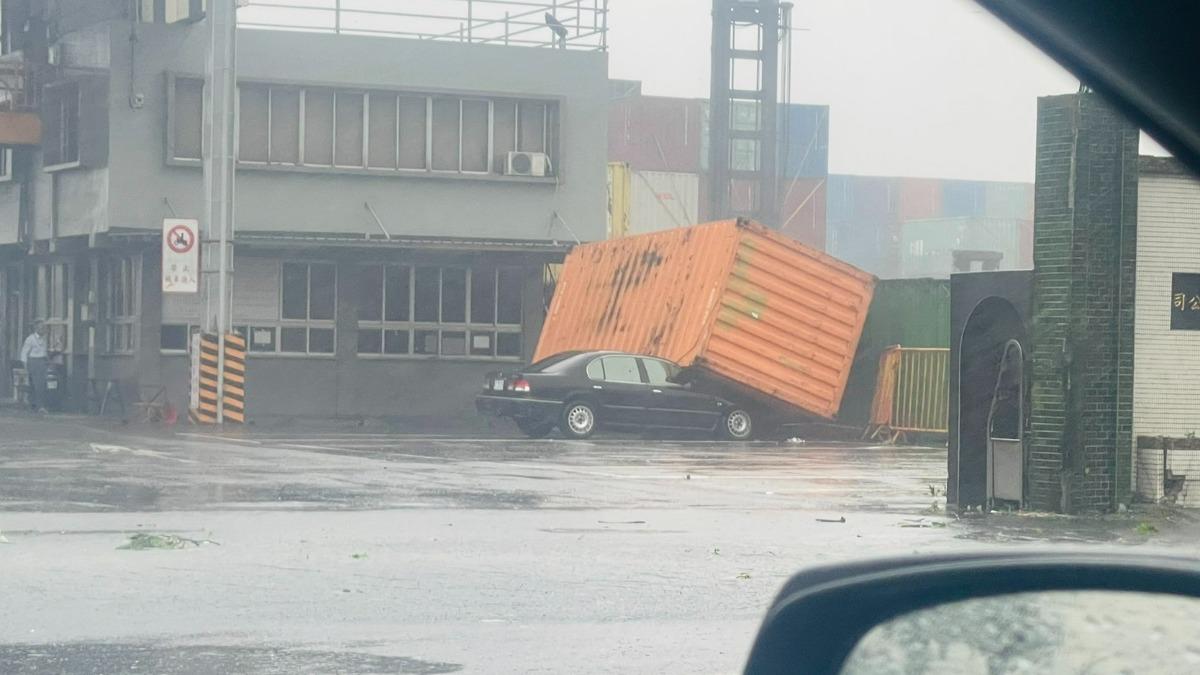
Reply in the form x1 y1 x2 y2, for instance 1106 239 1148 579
104 22 608 242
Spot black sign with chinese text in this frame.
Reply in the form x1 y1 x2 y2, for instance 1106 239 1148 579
1172 273 1200 329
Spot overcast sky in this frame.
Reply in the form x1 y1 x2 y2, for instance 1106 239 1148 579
242 0 1164 183
607 0 1164 183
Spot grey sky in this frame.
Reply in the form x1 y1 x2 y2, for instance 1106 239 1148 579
240 0 1163 183
608 0 1164 182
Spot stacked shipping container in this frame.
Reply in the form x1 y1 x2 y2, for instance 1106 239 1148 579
608 87 831 250
826 175 1034 279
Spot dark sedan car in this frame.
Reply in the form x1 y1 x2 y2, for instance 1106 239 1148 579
475 350 755 440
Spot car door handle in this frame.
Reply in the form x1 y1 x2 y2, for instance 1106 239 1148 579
593 385 603 390
652 389 663 394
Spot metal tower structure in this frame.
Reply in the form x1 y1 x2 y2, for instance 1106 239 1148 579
708 0 792 227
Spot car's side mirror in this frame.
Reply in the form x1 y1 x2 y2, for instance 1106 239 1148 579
743 552 1200 674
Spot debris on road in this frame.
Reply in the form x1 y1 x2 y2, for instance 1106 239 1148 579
1135 522 1158 535
816 517 846 523
351 552 368 559
736 572 752 580
118 533 219 550
898 518 947 529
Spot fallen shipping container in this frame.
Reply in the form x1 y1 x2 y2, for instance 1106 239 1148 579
535 219 876 419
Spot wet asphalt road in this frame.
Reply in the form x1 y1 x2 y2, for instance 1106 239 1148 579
1 412 1197 674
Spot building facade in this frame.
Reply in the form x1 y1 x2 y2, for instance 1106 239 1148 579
0 1 609 421
1133 157 1200 505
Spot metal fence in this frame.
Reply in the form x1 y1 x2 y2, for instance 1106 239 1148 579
866 346 950 443
239 0 609 50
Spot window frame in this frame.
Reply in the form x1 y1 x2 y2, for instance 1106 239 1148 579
101 256 140 355
43 80 81 171
166 73 559 181
0 146 12 182
356 264 524 361
277 261 338 356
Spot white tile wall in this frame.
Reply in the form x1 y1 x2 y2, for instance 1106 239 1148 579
1133 173 1200 504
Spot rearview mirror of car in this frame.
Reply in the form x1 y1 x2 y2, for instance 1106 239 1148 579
743 552 1200 674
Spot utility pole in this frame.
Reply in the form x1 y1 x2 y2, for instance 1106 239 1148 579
203 0 237 423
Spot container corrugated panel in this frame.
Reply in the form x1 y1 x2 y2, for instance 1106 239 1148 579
983 182 1034 220
780 105 830 178
536 220 876 419
941 180 987 217
628 170 700 235
608 96 704 173
898 177 943 222
779 177 827 250
607 162 631 238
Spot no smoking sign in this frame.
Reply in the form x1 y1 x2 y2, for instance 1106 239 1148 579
162 218 200 294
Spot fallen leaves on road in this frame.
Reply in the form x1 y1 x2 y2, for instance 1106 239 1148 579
736 572 752 580
351 552 368 559
1136 522 1159 535
117 533 219 550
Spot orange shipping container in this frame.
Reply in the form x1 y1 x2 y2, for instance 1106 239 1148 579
535 219 876 419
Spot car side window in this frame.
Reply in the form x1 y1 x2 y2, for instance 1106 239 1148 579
642 358 679 386
586 358 604 381
601 356 643 384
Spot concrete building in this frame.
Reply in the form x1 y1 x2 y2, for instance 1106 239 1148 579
0 1 609 421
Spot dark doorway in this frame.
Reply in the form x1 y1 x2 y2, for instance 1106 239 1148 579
957 297 1027 510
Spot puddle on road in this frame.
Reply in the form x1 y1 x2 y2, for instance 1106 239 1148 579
0 643 461 675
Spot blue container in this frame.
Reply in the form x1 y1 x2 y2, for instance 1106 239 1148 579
779 104 829 178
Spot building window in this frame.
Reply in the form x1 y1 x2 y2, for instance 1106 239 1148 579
34 262 71 352
172 77 204 161
102 257 140 354
43 82 80 168
0 146 12 181
172 77 556 177
140 0 206 23
357 264 524 359
279 262 336 354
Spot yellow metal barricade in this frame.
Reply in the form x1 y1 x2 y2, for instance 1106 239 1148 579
866 346 949 443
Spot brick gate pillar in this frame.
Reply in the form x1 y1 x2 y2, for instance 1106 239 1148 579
1029 93 1139 513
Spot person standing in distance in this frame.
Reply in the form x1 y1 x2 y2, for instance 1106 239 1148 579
19 320 50 414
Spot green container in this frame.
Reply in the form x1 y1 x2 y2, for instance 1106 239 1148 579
838 278 951 426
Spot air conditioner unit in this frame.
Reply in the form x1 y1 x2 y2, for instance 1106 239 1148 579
505 151 550 177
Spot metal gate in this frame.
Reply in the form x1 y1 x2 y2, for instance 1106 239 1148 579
866 346 950 443
987 340 1024 507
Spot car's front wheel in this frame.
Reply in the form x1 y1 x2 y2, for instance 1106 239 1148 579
560 400 597 439
515 418 556 439
720 409 754 441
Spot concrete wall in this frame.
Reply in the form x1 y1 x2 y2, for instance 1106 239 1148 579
1029 93 1139 513
1133 163 1200 504
104 22 609 242
150 250 548 422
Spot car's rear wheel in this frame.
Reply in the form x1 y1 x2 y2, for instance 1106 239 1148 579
720 409 754 441
515 418 555 439
560 400 597 439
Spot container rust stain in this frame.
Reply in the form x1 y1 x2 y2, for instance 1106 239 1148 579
536 220 876 419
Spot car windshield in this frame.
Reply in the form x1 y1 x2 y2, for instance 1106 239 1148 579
1 1 1195 674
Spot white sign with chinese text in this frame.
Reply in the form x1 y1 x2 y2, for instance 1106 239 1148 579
162 218 200 294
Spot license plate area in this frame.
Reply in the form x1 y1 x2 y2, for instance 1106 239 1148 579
493 379 506 391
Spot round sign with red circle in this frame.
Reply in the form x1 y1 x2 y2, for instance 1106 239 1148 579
167 224 196 254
